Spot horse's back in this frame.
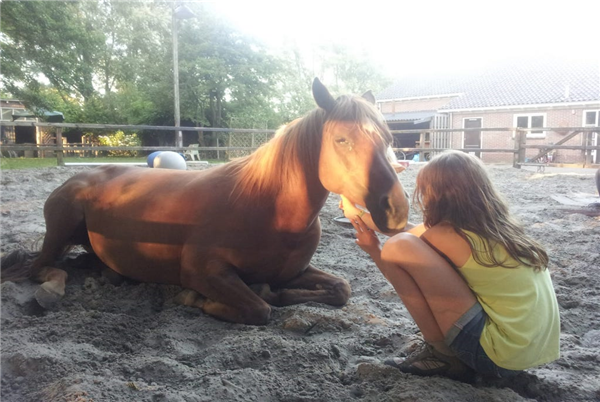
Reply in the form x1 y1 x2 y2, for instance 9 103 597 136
47 165 151 206
52 165 226 210
58 165 192 193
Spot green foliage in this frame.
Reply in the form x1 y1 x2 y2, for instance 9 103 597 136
314 43 393 95
1 0 168 125
98 131 141 156
1 1 103 101
1 0 391 144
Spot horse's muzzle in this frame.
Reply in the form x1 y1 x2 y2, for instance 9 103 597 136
368 188 409 233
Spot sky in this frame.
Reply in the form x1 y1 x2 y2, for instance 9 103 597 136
211 0 600 79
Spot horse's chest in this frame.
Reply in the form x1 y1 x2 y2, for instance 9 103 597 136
233 231 320 283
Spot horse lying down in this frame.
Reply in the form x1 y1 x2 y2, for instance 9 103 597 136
1 78 409 325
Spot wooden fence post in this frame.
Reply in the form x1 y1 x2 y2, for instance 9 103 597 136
513 129 524 168
582 131 596 167
56 127 64 166
595 131 600 165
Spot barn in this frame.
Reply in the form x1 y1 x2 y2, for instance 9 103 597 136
376 57 600 164
0 99 65 157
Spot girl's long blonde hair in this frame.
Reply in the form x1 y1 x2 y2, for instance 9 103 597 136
414 151 548 271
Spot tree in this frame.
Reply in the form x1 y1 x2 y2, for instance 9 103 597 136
170 4 317 146
1 0 390 149
313 43 392 95
1 1 103 105
1 1 170 123
177 6 288 129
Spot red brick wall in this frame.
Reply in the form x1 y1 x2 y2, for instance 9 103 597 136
449 107 598 163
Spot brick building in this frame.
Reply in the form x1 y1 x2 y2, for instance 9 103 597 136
1 100 66 157
1 99 32 145
376 57 600 164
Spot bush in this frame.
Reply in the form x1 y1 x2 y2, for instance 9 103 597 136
98 131 141 156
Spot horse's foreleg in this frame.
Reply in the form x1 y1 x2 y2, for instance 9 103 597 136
31 189 86 308
32 238 71 309
34 267 68 309
270 265 351 307
181 260 272 325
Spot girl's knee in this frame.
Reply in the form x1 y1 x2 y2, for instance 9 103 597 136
382 233 420 257
379 233 420 275
381 233 440 276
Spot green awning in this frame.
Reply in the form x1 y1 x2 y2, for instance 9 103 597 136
12 109 65 122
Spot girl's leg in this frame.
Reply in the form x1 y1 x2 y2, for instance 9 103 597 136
380 262 445 342
380 233 477 342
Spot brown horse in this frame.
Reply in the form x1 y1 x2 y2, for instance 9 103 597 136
1 78 409 324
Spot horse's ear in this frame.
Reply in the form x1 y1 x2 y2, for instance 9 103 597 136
361 90 376 105
312 78 337 112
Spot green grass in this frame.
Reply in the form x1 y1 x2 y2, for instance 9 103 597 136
0 156 147 170
0 157 225 170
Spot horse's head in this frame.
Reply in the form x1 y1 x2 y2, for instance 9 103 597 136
313 78 409 232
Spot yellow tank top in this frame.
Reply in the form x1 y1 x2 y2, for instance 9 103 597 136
459 231 560 370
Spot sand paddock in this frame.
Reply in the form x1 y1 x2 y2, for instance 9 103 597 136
1 163 599 402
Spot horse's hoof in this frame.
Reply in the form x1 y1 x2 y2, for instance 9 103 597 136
174 289 204 308
250 283 279 304
34 284 63 309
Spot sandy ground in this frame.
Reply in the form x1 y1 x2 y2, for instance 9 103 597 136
1 163 599 402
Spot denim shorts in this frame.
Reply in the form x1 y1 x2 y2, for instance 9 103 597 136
445 303 521 378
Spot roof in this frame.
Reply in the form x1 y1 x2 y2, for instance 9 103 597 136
0 99 26 108
12 109 64 122
377 73 473 101
383 110 437 123
377 57 600 110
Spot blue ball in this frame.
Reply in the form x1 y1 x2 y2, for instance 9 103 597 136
154 151 187 170
147 151 162 167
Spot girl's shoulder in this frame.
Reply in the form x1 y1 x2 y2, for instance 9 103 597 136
422 222 472 268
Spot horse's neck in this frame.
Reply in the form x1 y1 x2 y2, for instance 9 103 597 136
236 122 328 232
272 171 329 233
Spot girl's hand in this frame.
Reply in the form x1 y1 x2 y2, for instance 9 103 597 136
350 215 382 258
339 195 362 220
340 195 382 234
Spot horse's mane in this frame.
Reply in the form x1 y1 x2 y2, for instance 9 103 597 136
229 94 392 202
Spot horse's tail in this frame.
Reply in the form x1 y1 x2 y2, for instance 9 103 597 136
1 249 40 283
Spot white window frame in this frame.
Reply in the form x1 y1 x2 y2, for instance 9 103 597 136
583 110 599 127
583 110 599 162
513 113 546 139
0 107 37 122
1 107 15 121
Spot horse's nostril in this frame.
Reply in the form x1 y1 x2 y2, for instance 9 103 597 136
379 195 390 210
